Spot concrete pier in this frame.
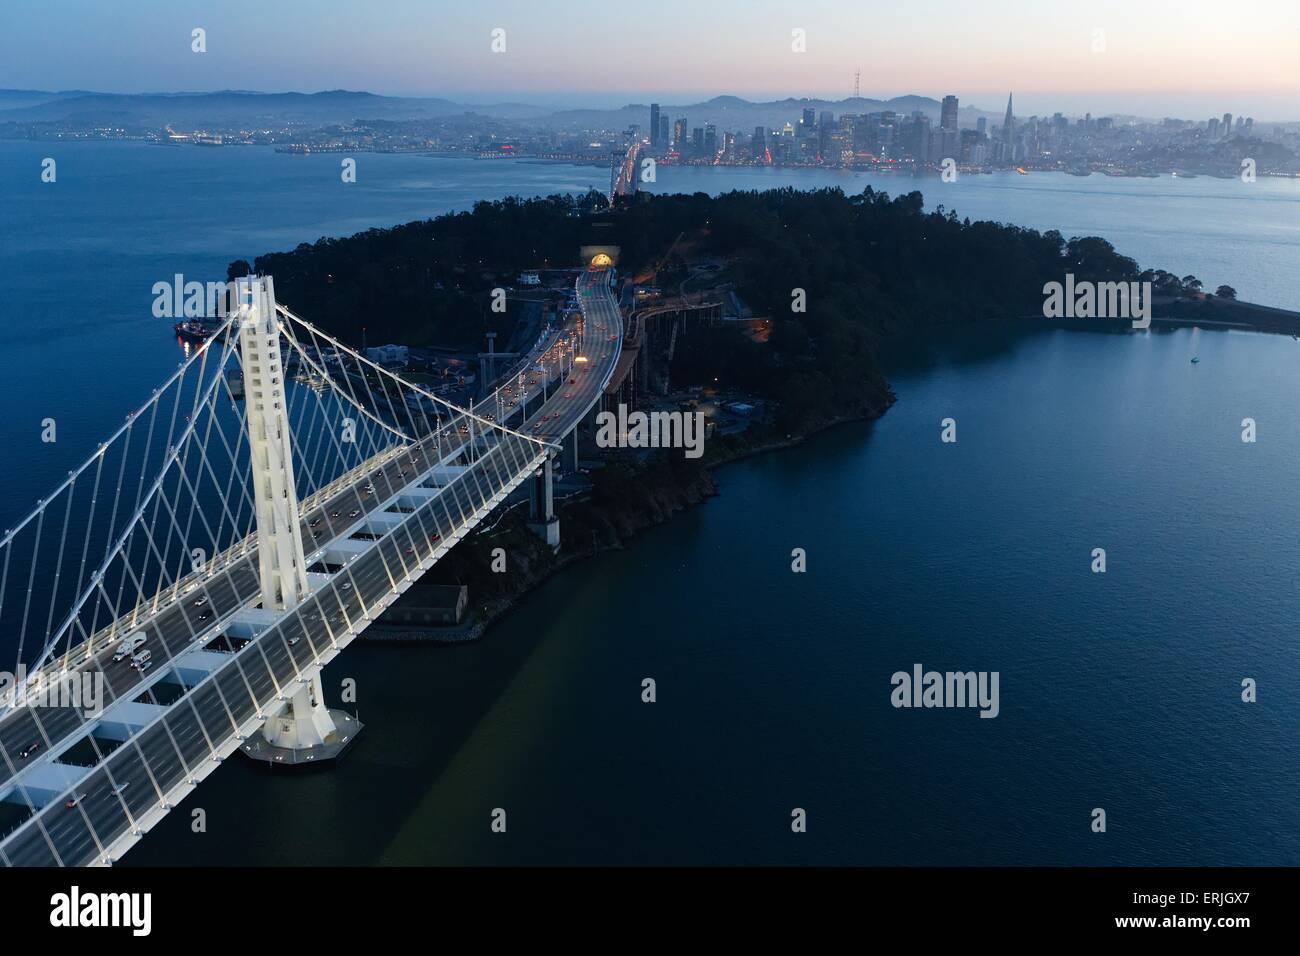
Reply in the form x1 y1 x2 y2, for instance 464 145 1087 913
527 457 561 550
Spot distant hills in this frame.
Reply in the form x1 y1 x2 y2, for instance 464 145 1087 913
0 89 1005 130
0 89 554 126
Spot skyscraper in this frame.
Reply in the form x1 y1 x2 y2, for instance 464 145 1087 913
908 112 930 163
650 103 661 146
1002 93 1015 144
818 110 834 161
940 95 959 131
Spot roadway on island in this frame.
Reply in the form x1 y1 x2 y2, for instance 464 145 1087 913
523 268 624 442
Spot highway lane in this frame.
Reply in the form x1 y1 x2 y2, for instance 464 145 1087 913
527 268 623 442
486 328 577 428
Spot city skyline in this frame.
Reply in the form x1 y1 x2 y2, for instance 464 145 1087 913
2 0 1299 119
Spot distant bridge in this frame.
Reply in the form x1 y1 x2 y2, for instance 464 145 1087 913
611 140 641 204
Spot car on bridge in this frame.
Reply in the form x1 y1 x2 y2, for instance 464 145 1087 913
18 741 40 759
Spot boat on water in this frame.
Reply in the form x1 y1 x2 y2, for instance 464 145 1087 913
174 320 214 343
1191 356 1200 364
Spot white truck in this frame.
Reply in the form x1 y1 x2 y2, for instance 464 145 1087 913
111 633 146 663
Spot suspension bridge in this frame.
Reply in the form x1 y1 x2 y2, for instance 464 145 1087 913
0 266 622 866
611 140 641 203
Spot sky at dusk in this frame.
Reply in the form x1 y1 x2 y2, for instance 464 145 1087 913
2 0 1298 119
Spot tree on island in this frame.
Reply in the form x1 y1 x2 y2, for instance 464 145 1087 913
1140 269 1186 297
1181 275 1203 293
1215 285 1237 299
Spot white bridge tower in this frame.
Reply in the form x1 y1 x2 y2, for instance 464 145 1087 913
235 275 348 758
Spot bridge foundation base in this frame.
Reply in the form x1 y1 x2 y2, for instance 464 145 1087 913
241 709 363 767
242 674 363 766
526 458 560 551
527 516 561 551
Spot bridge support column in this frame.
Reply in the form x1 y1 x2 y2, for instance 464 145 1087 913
527 457 560 551
561 428 579 477
234 274 362 766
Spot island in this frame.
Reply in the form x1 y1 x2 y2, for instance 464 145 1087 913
226 185 1272 641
